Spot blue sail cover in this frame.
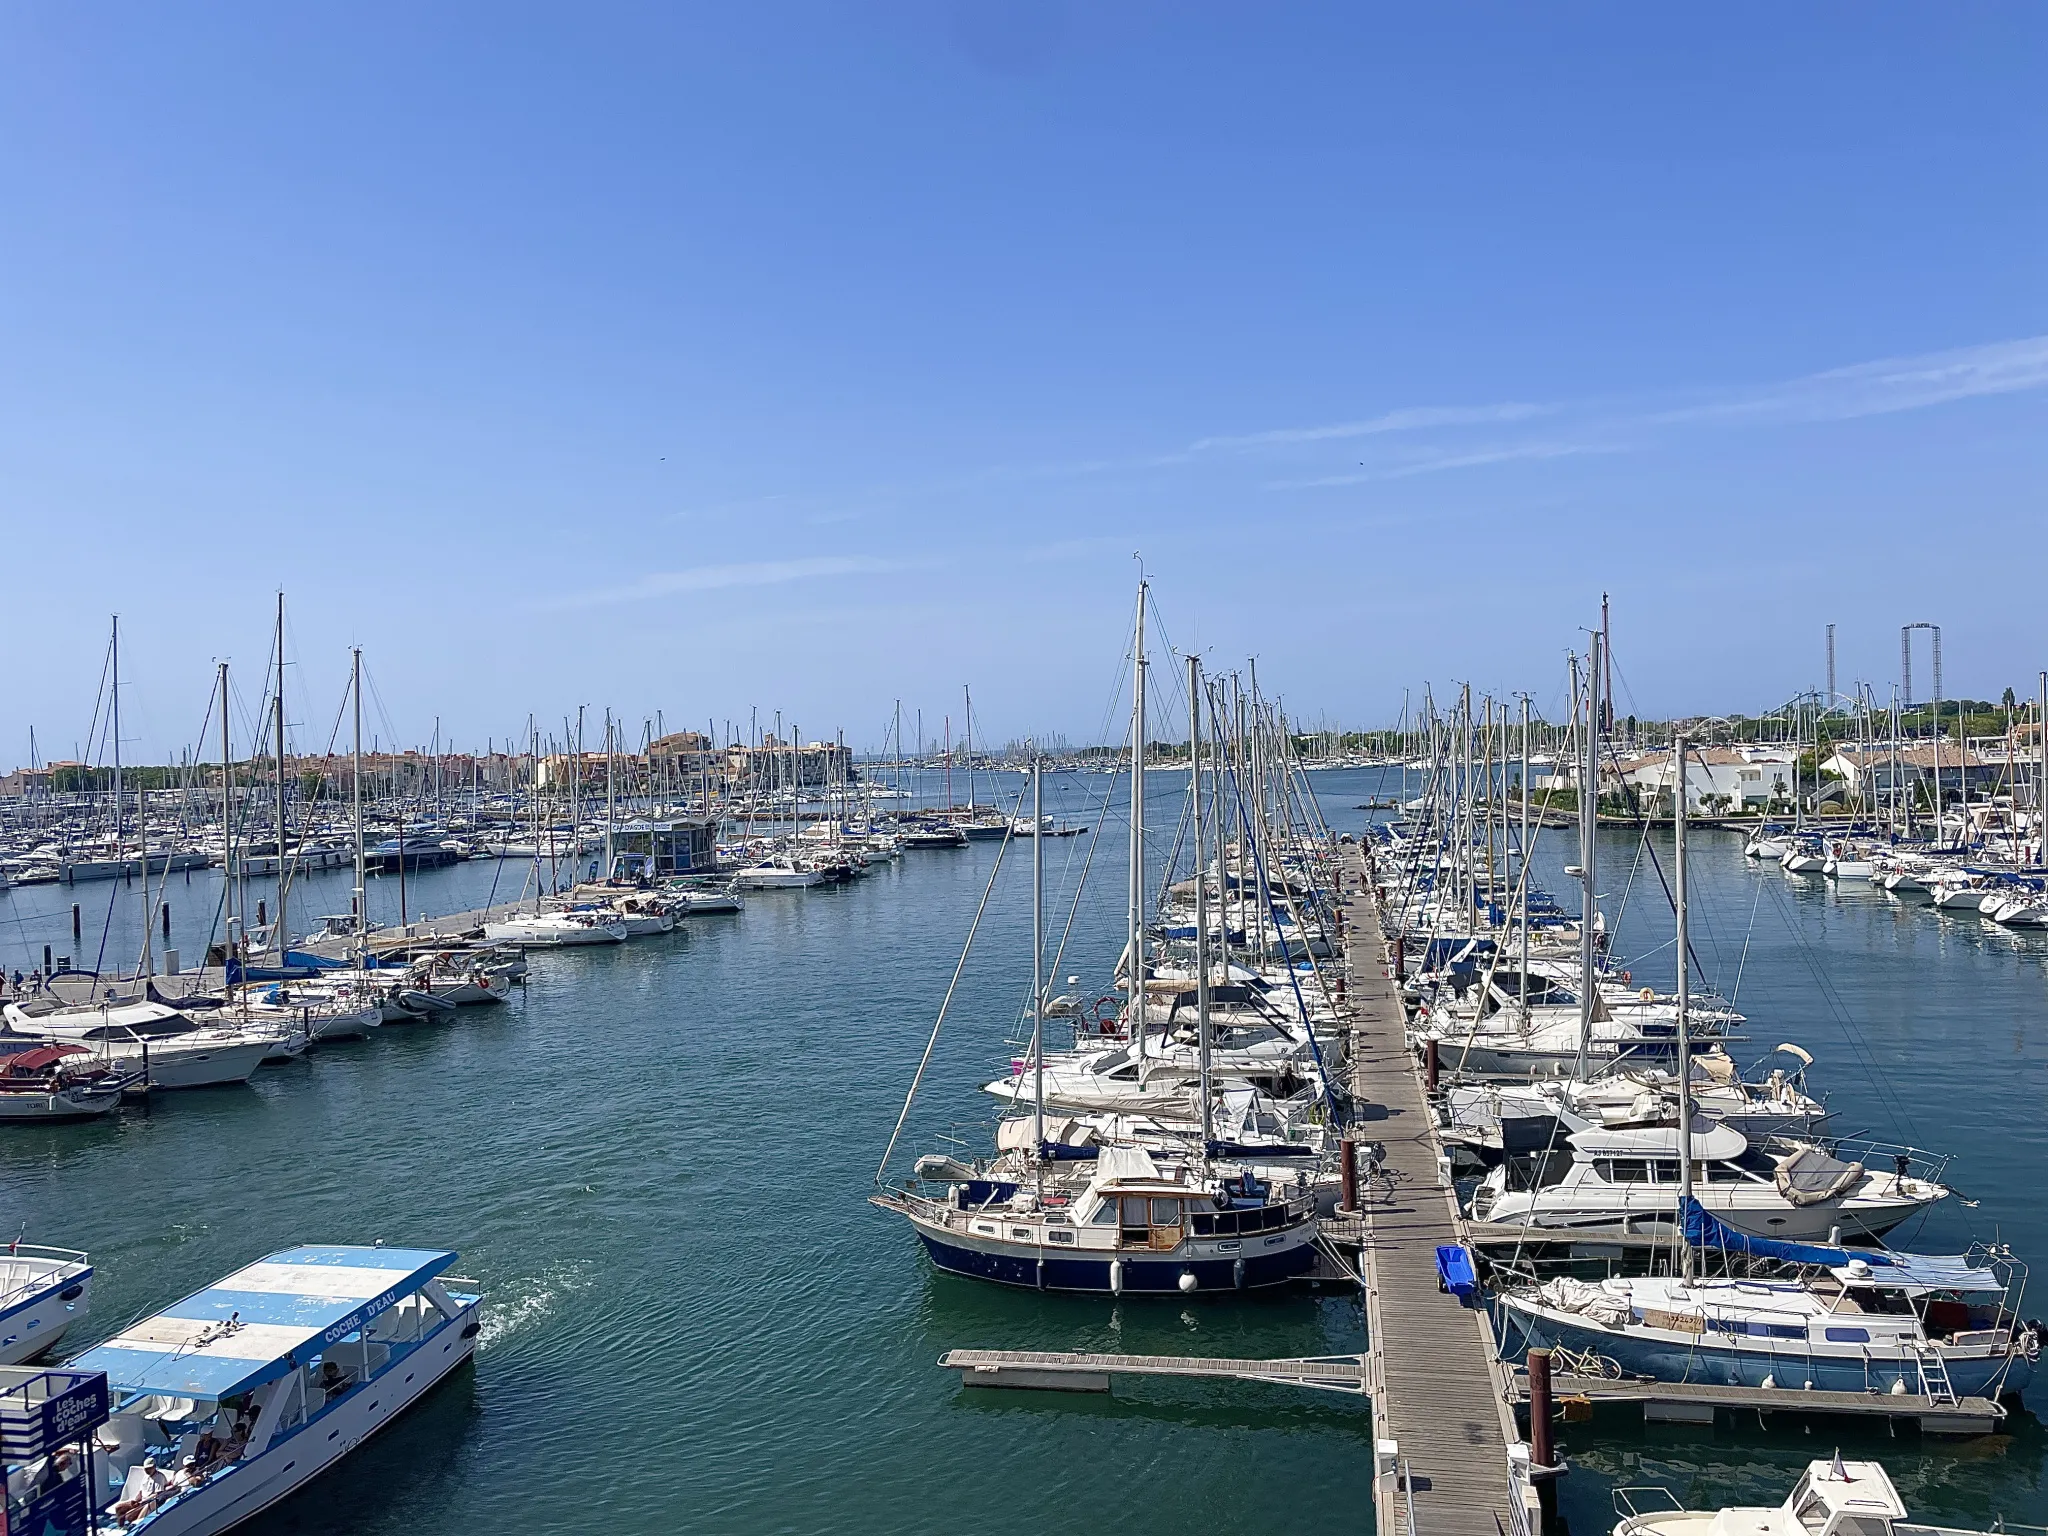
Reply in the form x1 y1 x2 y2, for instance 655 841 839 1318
1683 1198 1860 1265
1681 1198 2002 1290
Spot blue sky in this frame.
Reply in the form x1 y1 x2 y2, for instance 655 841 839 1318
4 3 2045 761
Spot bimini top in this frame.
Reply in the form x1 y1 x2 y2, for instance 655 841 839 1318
71 1245 458 1402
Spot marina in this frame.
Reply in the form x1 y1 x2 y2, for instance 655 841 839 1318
5 10 2046 1529
3 600 2048 1536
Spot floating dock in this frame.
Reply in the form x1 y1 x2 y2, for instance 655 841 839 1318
941 1349 1368 1394
1336 845 1539 1536
1509 1370 2004 1436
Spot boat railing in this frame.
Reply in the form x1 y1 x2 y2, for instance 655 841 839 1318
0 1246 88 1310
1612 1486 1685 1526
1807 1136 1953 1187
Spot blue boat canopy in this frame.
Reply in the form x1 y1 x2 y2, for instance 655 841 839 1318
1681 1200 2001 1293
70 1245 458 1403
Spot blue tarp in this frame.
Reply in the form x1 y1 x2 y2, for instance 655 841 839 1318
1681 1198 2001 1291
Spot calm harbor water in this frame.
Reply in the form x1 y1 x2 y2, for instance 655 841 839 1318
2 767 2045 1533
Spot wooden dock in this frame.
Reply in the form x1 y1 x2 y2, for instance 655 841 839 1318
941 1349 1368 1395
1338 846 1539 1536
296 901 536 961
1508 1370 2004 1437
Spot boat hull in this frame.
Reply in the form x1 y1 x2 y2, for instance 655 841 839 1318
0 1264 91 1364
1498 1305 2034 1399
905 1212 1318 1302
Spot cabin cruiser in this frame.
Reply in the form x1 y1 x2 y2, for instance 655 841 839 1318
1613 1456 2023 1536
1 1002 272 1090
0 1244 91 1363
731 856 825 889
876 1143 1320 1293
1412 987 1740 1081
0 1043 138 1120
480 911 627 947
71 1244 483 1536
1471 1120 1946 1242
1442 1050 1827 1158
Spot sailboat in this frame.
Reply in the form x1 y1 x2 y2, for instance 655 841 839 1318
1493 738 2034 1400
872 651 1321 1293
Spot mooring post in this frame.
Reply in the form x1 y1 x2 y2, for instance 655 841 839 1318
1528 1347 1554 1470
1425 1038 1440 1094
1339 1137 1359 1213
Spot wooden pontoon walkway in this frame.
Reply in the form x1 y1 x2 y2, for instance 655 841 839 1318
1338 845 1536 1536
1508 1370 2003 1436
942 1349 1368 1394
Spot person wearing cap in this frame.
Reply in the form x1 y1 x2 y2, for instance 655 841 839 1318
112 1455 171 1524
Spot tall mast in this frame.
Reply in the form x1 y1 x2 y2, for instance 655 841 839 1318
1575 638 1601 1081
1190 655 1213 1153
273 593 288 963
963 685 974 814
604 708 616 880
1031 752 1045 1193
219 662 234 949
1674 732 1695 1283
110 616 123 953
574 705 586 886
1519 693 1531 1009
530 720 542 915
1129 581 1148 1047
352 648 366 965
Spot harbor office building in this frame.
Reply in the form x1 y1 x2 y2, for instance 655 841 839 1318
610 818 719 879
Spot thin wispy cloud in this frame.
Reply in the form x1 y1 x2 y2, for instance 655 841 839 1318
1654 334 2048 426
1191 401 1553 452
1232 333 2048 491
545 555 910 611
1272 438 1623 488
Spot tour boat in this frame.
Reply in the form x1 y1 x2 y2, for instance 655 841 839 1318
73 1245 483 1536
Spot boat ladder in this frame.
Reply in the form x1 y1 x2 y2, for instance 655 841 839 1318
1915 1344 1958 1405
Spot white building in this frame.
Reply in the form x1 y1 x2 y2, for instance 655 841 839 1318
1611 746 1796 815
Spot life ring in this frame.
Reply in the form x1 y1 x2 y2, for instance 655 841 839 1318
1621 971 1631 983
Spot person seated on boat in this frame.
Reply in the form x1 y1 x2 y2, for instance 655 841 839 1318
111 1456 172 1525
313 1358 349 1404
194 1414 245 1471
32 1447 79 1497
